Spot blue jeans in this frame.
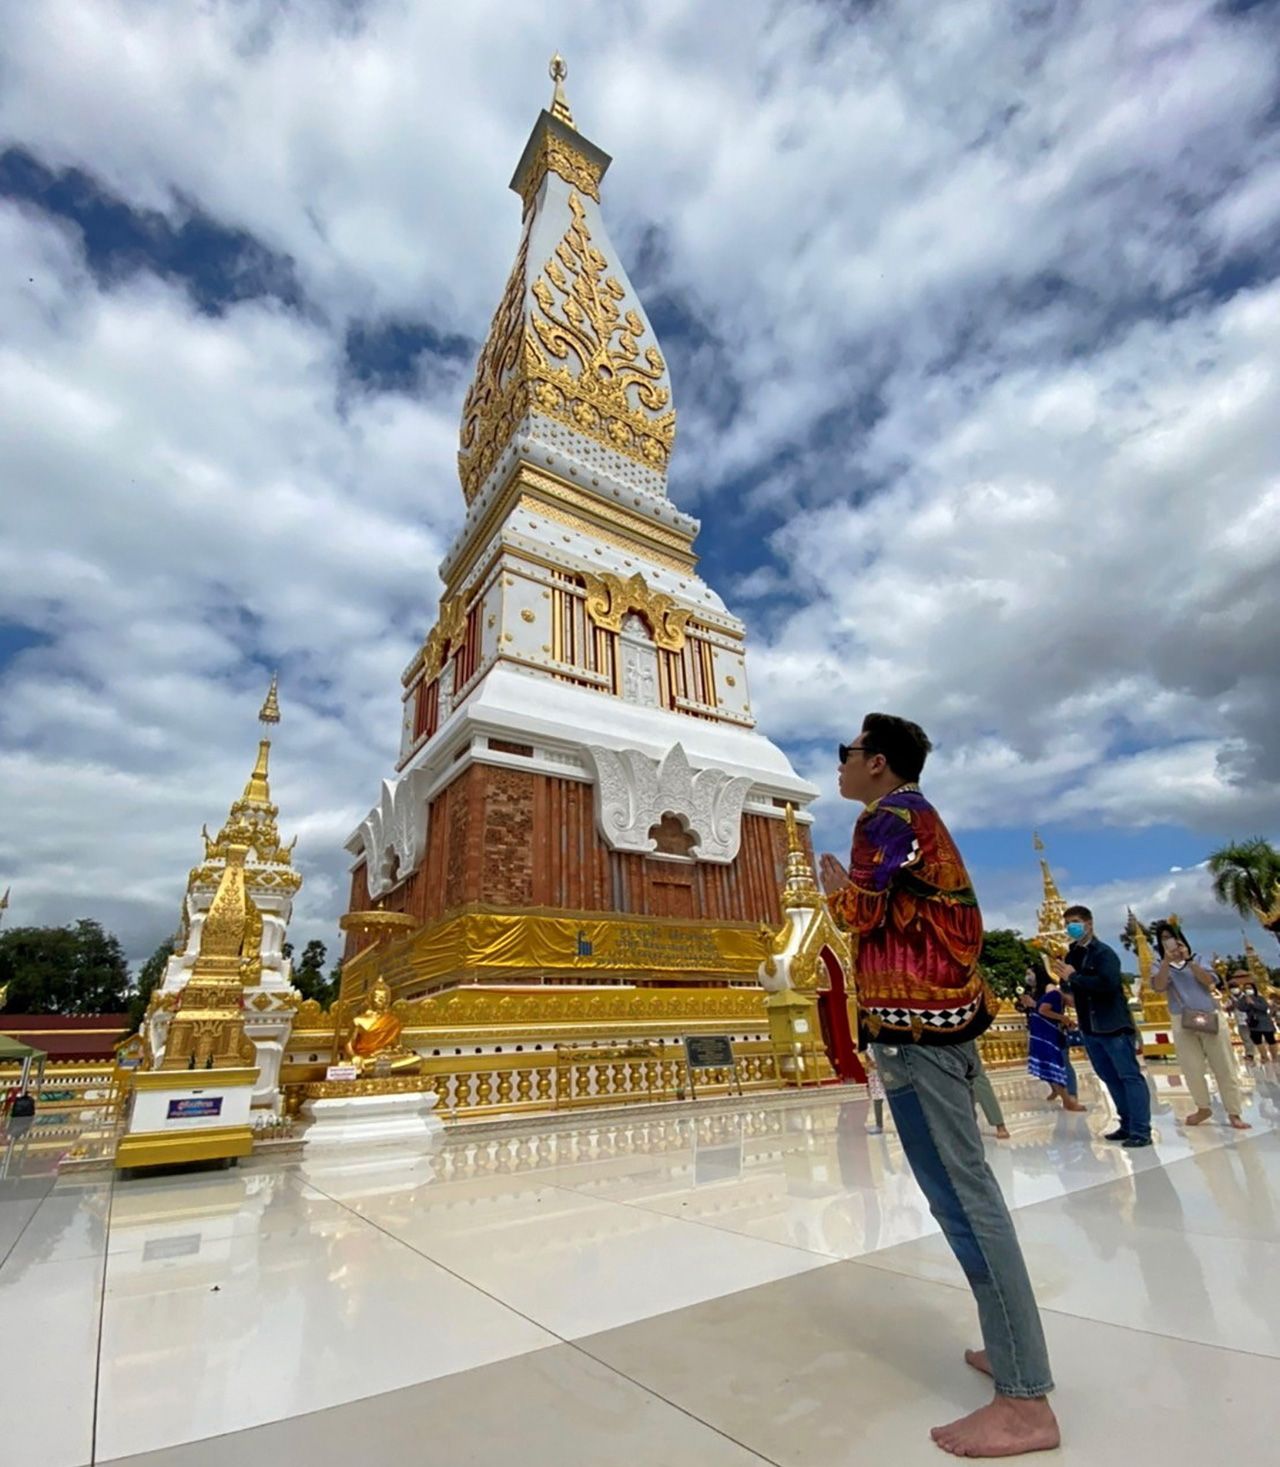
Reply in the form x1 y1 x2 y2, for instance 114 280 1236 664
873 1041 1054 1398
1063 1056 1079 1098
1083 1031 1150 1141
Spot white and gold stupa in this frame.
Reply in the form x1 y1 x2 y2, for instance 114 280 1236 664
338 60 846 1064
145 678 302 1106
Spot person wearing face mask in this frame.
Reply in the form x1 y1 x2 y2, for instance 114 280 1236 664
1151 922 1249 1129
1231 973 1279 1064
1053 905 1152 1147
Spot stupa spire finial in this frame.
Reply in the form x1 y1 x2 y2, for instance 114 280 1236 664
549 52 576 130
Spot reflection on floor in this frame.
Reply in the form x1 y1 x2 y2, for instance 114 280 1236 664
4 1063 1280 1465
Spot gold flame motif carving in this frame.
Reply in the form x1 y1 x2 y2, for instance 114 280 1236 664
582 570 690 651
458 191 676 502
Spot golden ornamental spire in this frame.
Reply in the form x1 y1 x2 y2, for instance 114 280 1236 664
549 53 576 130
1243 935 1271 989
456 56 676 506
242 740 272 806
1030 833 1069 962
259 672 281 725
192 679 297 879
1128 910 1154 985
779 804 822 909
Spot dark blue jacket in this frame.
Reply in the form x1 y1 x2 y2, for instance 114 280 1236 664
1064 938 1133 1036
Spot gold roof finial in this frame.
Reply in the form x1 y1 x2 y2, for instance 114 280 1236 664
779 803 821 909
242 740 272 806
548 52 576 130
259 672 281 726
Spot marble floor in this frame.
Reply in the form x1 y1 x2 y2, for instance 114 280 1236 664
4 1063 1280 1465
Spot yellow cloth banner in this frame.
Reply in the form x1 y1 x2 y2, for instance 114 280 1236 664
376 910 767 986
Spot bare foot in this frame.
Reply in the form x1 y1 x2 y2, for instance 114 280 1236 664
1063 1100 1086 1112
995 1125 1011 1140
932 1394 1060 1457
965 1348 993 1377
1229 1115 1252 1130
1184 1108 1212 1126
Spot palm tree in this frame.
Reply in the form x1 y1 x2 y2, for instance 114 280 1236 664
1208 838 1280 947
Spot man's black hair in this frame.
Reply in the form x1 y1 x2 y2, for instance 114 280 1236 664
1063 904 1093 922
860 712 933 783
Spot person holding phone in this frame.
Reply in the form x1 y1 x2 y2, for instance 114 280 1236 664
1151 922 1249 1129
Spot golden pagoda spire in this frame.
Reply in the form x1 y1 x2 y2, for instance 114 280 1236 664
455 56 676 506
1243 934 1271 990
194 679 297 877
780 804 822 909
259 671 281 725
1030 832 1069 961
1128 909 1154 985
242 739 272 806
548 53 576 130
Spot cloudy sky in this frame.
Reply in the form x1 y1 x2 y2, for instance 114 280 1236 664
2 0 1278 971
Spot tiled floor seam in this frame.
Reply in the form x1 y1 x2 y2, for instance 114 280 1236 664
90 1170 118 1467
561 1335 784 1467
542 1179 850 1263
0 1175 55 1272
291 1176 790 1467
299 1172 574 1342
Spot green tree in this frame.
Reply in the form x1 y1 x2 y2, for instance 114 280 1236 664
0 919 132 1014
1208 838 1280 946
292 938 331 1005
980 929 1042 999
127 939 175 1030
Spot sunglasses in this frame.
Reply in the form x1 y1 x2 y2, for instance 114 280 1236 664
838 741 870 764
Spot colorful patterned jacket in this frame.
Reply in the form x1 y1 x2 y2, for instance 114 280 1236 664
827 785 996 1046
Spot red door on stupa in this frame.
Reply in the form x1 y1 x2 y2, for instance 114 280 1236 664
817 948 865 1082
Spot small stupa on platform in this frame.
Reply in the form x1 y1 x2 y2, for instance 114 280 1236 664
144 677 302 1107
756 805 854 1082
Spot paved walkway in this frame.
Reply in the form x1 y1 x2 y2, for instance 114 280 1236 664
4 1064 1279 1465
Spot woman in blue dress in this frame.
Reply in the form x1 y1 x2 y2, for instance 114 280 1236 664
1028 971 1086 1111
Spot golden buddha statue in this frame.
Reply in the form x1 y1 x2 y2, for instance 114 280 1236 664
345 979 421 1075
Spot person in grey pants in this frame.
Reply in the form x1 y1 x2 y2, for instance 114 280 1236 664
822 713 1058 1457
972 1055 1012 1139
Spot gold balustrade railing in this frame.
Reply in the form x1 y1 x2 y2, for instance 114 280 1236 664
977 1019 1030 1070
283 1038 786 1123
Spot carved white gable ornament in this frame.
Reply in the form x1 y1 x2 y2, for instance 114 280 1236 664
584 743 753 863
355 768 432 898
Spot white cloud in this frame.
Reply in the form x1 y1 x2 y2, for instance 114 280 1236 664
1 0 1278 964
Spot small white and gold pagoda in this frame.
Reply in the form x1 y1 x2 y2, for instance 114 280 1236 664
144 678 303 1108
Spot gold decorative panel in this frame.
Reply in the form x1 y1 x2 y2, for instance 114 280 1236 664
458 192 676 502
582 570 691 651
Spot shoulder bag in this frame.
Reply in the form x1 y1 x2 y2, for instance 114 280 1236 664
1180 1008 1219 1036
